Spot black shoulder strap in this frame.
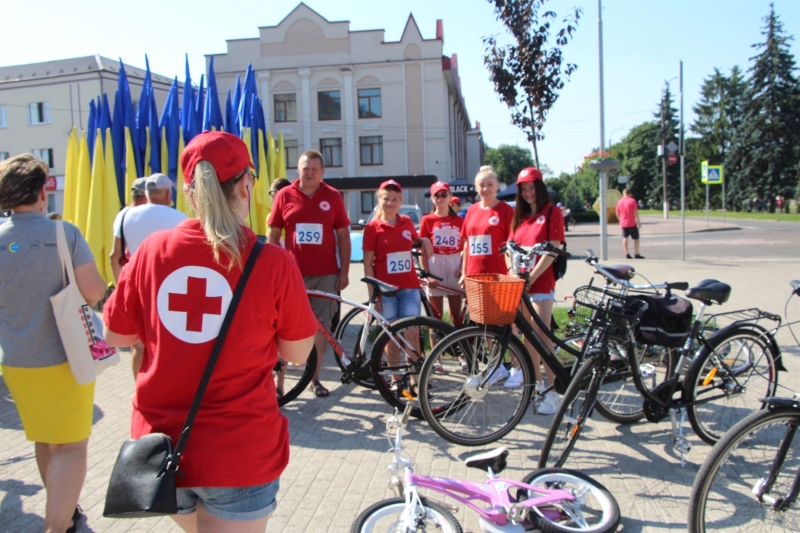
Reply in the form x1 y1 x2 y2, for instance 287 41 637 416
547 205 553 242
119 208 128 254
169 238 264 470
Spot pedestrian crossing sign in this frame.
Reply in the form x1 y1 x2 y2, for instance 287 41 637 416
701 163 723 185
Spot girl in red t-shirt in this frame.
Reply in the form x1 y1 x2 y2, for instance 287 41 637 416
460 166 514 281
507 167 566 413
420 181 464 326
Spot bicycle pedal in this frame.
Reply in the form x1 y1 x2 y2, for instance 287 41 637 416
506 503 529 523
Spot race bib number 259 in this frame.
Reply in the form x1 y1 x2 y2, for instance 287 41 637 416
296 223 323 245
469 235 492 256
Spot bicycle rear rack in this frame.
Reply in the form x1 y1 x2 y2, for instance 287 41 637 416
704 308 782 331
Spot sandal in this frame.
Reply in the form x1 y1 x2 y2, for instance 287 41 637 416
310 380 329 398
66 506 81 533
433 361 444 374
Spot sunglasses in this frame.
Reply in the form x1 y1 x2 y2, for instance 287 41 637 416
433 192 449 199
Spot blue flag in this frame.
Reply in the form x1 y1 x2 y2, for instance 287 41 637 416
202 56 224 131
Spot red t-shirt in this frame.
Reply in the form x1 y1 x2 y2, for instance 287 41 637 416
363 215 420 289
420 214 464 255
104 219 317 488
509 203 565 294
615 196 638 228
461 201 514 276
267 180 351 276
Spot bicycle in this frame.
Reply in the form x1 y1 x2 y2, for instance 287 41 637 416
274 276 455 417
351 400 621 533
539 267 784 469
416 241 652 446
687 279 800 532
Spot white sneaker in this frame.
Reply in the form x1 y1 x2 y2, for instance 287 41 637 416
538 391 562 415
486 364 510 386
504 368 524 388
534 381 547 394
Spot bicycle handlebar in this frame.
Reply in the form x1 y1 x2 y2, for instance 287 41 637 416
417 268 443 282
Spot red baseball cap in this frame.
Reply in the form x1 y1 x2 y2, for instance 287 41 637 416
379 179 402 192
517 167 543 184
180 131 255 185
449 196 461 206
430 181 450 196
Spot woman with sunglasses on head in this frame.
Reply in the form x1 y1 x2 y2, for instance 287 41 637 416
420 181 464 326
506 167 566 414
104 132 316 533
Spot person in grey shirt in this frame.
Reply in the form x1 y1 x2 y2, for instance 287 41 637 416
0 154 106 533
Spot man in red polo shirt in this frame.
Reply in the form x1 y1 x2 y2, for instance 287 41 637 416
267 150 351 397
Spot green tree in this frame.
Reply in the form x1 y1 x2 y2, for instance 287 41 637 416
617 121 660 206
483 144 535 184
654 84 681 210
483 0 582 167
727 5 800 211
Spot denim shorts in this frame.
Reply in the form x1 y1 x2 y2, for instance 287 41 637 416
381 288 422 322
529 291 556 302
176 479 279 521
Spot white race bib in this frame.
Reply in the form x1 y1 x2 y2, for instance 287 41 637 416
387 251 413 274
468 235 492 256
433 227 459 249
296 223 323 245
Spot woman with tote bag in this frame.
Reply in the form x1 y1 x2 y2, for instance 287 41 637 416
0 154 106 533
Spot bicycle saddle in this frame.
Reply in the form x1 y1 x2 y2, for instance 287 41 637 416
597 264 636 281
685 279 731 305
360 276 399 298
465 447 508 474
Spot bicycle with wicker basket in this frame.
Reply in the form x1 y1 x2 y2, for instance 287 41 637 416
415 241 652 446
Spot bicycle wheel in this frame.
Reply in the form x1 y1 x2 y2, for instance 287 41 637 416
351 496 463 533
370 316 456 419
684 326 779 445
566 216 577 232
418 326 535 447
593 342 676 424
688 406 800 533
519 468 621 533
333 305 377 389
538 355 605 469
275 345 317 407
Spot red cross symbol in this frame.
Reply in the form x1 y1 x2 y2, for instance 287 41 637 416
168 276 223 332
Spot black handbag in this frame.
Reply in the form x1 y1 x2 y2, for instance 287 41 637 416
103 239 264 518
547 205 568 280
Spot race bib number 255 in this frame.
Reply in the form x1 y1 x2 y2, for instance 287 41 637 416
469 235 492 256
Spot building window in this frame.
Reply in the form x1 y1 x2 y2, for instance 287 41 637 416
28 102 51 125
32 149 54 168
358 88 382 118
360 136 383 166
274 93 297 122
0 152 9 162
0 106 6 128
47 194 56 214
361 191 375 213
318 90 341 121
320 138 343 167
284 139 299 169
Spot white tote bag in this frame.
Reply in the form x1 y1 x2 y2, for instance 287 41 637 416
50 221 119 385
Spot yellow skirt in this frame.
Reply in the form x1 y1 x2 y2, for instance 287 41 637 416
1 362 95 444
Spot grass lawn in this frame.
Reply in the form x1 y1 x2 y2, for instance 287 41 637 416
638 209 800 222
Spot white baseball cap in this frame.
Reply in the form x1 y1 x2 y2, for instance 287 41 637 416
146 173 175 190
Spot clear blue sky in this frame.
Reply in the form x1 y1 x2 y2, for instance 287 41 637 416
2 0 798 177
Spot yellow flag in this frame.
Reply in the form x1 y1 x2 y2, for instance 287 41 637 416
253 130 270 234
175 128 192 217
103 129 121 284
266 131 276 189
63 127 79 224
144 126 152 176
240 128 255 230
275 133 286 179
86 131 109 284
124 127 138 206
75 131 92 236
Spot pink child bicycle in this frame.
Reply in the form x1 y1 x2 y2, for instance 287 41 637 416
351 399 621 533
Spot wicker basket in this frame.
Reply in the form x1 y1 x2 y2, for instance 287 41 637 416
464 274 526 325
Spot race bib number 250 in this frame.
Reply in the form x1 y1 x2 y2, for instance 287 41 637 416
469 235 492 256
387 251 413 274
296 223 323 245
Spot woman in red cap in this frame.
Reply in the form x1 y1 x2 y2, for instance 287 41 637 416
363 180 432 394
460 165 514 282
420 181 464 326
506 167 565 414
104 131 316 532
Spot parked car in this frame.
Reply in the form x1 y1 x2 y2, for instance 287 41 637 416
351 205 423 263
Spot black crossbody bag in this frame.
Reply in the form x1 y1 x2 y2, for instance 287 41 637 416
103 239 264 518
547 205 568 280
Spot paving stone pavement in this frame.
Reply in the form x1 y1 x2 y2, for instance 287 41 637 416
1 254 798 532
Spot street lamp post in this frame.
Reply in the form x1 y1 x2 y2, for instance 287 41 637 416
597 0 608 260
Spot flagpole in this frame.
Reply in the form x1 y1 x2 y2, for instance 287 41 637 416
597 0 608 260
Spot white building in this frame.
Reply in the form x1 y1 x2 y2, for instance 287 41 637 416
209 3 483 220
0 56 177 214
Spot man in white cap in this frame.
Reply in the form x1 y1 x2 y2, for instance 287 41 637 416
110 177 148 283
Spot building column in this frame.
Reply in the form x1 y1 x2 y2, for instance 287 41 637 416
342 67 356 177
258 71 271 127
298 68 312 152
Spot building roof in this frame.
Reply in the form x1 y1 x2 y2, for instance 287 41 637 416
0 55 178 86
323 175 438 191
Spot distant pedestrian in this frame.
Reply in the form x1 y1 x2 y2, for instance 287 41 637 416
616 188 644 259
109 177 148 282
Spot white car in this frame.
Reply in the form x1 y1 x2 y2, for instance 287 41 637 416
351 204 423 262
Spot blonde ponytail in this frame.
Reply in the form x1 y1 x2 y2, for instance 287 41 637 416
185 160 247 270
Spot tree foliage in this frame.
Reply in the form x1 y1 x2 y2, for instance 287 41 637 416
483 0 581 167
483 144 534 184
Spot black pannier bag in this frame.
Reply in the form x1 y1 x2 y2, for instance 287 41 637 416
628 294 693 348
